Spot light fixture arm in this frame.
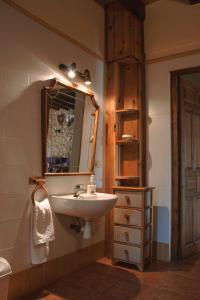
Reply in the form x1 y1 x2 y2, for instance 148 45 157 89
59 63 92 85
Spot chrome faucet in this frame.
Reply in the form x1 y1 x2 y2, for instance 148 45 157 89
73 184 86 197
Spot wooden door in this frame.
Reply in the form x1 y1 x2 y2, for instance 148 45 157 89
180 79 200 258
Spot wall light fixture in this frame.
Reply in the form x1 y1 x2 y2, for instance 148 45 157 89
59 63 92 85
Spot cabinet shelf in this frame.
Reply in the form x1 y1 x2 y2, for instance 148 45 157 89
115 176 139 181
116 108 139 115
116 139 139 145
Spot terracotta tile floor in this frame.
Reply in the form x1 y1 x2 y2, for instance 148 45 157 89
20 255 200 300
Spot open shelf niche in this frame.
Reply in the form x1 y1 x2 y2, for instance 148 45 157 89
115 61 145 187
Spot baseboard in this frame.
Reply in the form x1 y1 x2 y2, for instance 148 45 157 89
8 241 104 300
153 242 170 262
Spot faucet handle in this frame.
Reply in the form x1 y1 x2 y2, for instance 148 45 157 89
74 184 85 197
75 183 84 186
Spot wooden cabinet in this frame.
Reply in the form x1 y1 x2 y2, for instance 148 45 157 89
112 187 154 271
106 1 144 63
104 0 149 260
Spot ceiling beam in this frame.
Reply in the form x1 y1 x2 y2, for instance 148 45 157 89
94 0 159 7
94 0 145 19
189 0 200 4
142 0 159 4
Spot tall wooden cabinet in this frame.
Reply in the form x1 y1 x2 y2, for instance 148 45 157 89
105 0 153 270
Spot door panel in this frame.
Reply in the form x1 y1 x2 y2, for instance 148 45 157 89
193 197 200 242
184 198 193 245
193 114 200 168
184 111 193 168
180 79 200 258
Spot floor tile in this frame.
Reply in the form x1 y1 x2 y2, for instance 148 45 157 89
19 255 200 300
159 273 200 297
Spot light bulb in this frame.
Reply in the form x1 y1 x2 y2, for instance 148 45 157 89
67 69 76 78
84 69 92 85
85 80 91 85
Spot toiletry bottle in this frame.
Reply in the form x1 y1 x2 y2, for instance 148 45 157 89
87 174 96 194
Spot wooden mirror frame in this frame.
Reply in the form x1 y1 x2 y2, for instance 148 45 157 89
41 78 99 176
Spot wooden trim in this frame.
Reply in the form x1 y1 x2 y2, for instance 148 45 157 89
2 0 103 61
146 48 200 65
170 66 200 261
50 78 95 98
113 186 154 191
170 73 180 261
153 242 170 262
41 87 48 176
44 172 92 176
139 63 146 186
89 108 100 172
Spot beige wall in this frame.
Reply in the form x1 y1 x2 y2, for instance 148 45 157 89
145 0 200 258
11 0 105 59
145 0 200 60
0 1 104 273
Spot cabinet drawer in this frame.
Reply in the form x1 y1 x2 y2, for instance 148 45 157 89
114 208 142 226
113 243 141 263
113 243 150 264
114 226 150 245
115 192 142 208
114 226 142 244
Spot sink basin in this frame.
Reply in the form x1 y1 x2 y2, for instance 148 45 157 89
50 192 117 220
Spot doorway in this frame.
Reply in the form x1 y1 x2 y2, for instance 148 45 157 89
171 66 200 261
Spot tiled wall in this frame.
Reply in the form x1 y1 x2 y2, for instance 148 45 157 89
8 241 104 300
0 1 104 274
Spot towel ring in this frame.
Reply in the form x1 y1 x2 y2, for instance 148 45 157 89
30 176 48 207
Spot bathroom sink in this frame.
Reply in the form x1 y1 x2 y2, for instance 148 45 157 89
50 193 117 220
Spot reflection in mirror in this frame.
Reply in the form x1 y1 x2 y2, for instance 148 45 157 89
42 78 99 175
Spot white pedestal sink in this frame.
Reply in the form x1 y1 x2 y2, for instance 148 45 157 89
50 192 117 219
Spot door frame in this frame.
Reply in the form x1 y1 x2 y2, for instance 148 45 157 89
171 66 200 261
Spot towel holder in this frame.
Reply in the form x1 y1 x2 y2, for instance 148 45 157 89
30 176 48 206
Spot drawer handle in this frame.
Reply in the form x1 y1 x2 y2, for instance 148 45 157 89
125 196 130 205
124 232 129 242
125 214 130 224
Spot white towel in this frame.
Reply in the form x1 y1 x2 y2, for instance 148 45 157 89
30 198 55 265
30 232 49 265
33 198 55 244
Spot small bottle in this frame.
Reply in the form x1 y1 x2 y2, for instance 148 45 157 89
87 174 96 194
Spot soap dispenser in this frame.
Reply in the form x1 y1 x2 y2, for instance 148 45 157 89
87 174 96 194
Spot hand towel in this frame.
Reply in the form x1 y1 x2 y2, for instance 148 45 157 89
30 198 54 265
30 230 49 265
33 198 55 245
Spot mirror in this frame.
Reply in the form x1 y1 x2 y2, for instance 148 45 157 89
41 78 99 175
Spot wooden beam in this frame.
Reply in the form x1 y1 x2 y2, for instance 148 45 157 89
95 0 158 7
189 0 200 4
121 0 145 19
94 0 145 19
142 0 159 5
